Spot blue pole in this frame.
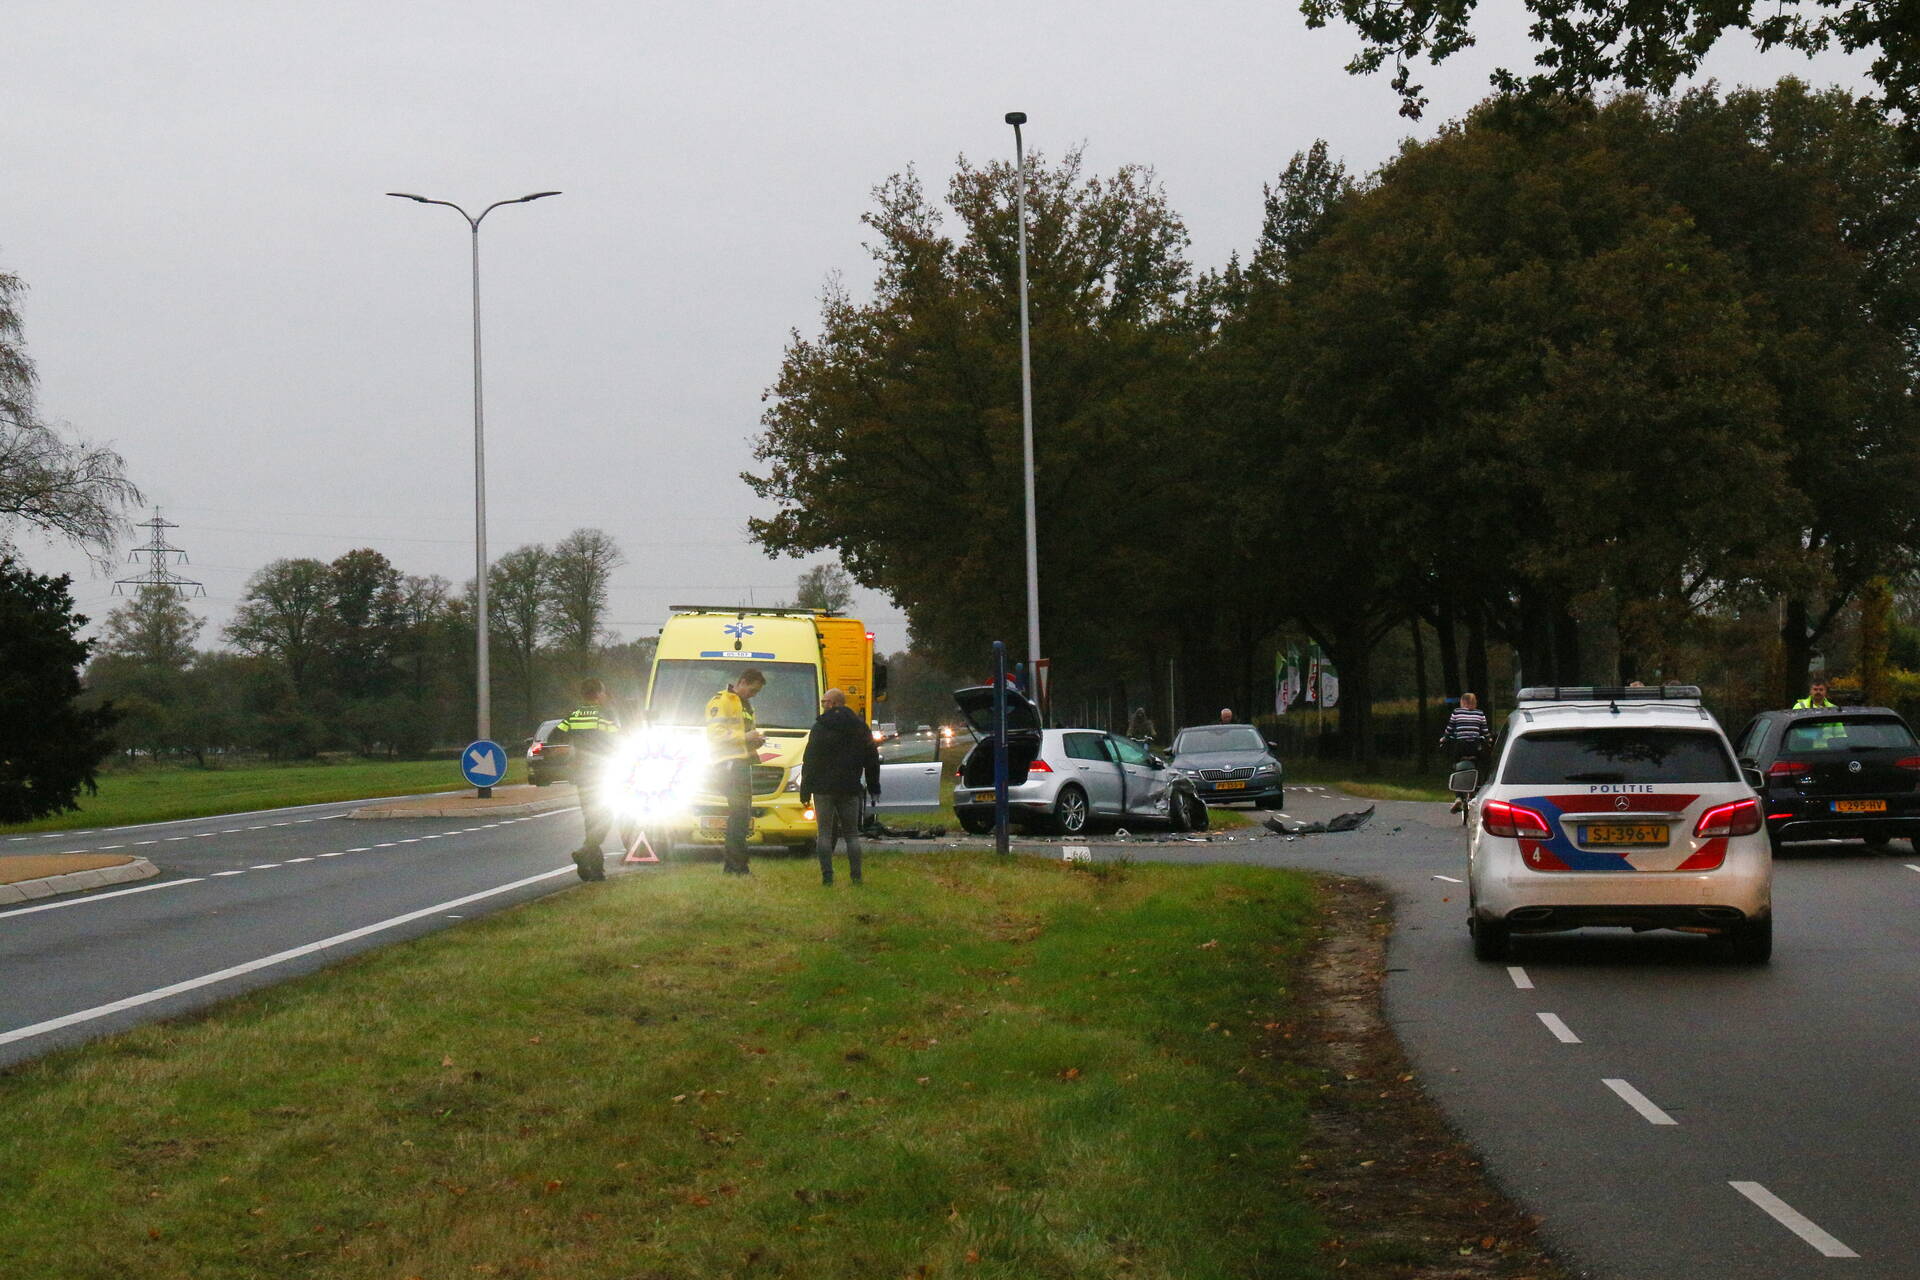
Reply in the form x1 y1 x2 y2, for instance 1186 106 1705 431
993 641 1009 855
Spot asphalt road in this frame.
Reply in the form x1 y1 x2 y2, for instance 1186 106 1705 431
6 785 1917 1277
0 796 590 1070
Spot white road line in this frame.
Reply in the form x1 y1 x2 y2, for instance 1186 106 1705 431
249 863 281 870
1432 874 1462 883
165 836 189 842
1905 864 1920 873
317 852 345 857
0 866 574 1048
345 847 370 853
1507 966 1533 990
271 822 291 827
96 845 124 851
212 870 246 877
246 826 267 831
0 878 203 920
373 843 396 848
1603 1078 1677 1125
1537 1012 1582 1044
132 840 157 846
284 857 314 864
1729 1182 1859 1258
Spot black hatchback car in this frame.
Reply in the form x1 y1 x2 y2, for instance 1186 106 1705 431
1734 706 1920 848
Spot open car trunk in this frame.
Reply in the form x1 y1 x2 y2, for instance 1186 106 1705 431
953 684 1043 788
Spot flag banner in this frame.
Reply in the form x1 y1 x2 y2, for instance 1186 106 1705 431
1274 649 1286 715
1305 651 1320 704
1321 664 1340 708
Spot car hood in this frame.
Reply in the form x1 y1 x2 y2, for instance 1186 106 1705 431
1173 750 1276 771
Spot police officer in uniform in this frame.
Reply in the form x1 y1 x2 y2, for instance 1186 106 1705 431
705 668 766 876
553 677 622 881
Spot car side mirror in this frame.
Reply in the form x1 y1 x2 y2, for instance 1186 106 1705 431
1741 764 1764 791
1448 767 1479 794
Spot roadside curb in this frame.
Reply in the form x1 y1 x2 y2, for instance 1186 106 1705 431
0 857 159 905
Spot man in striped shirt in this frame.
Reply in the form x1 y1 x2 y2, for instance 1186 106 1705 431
1441 693 1492 812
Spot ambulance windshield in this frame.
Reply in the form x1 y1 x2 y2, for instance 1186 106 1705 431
648 660 820 730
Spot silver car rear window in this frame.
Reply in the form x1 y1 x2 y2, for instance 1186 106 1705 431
1502 728 1737 785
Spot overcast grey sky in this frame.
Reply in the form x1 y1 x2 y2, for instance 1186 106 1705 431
4 0 1869 655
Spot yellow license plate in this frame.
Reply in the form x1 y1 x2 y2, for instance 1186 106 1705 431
1214 780 1247 791
1833 799 1887 813
698 815 730 831
1583 823 1669 845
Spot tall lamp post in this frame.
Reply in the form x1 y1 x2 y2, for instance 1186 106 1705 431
388 189 560 795
1005 112 1042 721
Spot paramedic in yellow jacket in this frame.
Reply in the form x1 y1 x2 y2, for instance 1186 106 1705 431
705 668 767 875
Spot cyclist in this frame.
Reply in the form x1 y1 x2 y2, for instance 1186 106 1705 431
1441 693 1493 812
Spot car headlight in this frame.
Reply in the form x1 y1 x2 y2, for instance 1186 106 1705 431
603 730 710 821
1254 763 1279 776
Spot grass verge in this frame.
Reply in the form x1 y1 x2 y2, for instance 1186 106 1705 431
0 760 469 834
1285 759 1451 805
1 853 1325 1279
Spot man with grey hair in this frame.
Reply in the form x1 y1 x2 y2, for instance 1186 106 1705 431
799 687 881 885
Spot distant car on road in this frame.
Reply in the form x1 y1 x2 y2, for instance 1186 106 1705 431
525 719 571 787
1735 705 1920 850
871 721 900 744
950 685 1206 835
1168 723 1285 808
1466 685 1772 963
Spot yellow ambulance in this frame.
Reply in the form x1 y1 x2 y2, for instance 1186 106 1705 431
643 606 936 851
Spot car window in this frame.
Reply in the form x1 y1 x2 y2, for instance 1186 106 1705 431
1733 718 1766 759
1782 717 1917 753
1500 728 1738 784
1173 725 1266 753
1062 732 1108 762
1108 734 1152 766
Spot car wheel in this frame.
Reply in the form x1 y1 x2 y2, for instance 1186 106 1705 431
1183 790 1209 832
1728 916 1772 964
1168 791 1192 832
1050 785 1090 836
1471 916 1509 962
1863 837 1893 853
959 812 993 835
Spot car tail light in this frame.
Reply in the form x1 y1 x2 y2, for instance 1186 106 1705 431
1767 760 1809 779
1029 758 1054 773
1897 756 1920 771
529 742 544 756
1695 797 1761 838
1483 799 1552 839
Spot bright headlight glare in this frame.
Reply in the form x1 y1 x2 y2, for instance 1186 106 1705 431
603 730 710 820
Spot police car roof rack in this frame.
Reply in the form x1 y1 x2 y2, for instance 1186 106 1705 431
1516 685 1703 706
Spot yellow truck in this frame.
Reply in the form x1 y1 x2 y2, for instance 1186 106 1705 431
642 605 941 851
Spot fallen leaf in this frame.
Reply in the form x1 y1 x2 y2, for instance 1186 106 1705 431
441 1055 455 1068
688 1194 712 1207
1059 1067 1081 1081
544 1180 563 1194
1198 939 1219 949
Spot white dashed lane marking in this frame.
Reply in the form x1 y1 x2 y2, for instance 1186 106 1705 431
1729 1183 1859 1258
212 870 246 877
1537 1013 1582 1044
0 878 203 920
1507 966 1533 990
317 852 345 857
1905 863 1919 873
1603 1078 1677 1125
284 857 314 864
249 864 281 870
1431 874 1461 883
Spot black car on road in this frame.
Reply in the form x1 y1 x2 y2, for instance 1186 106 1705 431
1735 705 1920 849
1167 723 1285 809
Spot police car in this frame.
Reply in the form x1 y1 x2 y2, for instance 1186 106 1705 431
1465 686 1772 963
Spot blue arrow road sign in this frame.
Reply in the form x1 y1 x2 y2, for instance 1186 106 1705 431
461 740 507 788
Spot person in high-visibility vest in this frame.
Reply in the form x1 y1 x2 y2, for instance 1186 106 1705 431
705 668 766 876
1792 679 1836 710
552 678 622 882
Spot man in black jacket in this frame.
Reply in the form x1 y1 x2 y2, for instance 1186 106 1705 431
799 687 881 885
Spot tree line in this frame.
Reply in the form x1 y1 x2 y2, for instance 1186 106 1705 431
747 81 1920 759
84 529 640 762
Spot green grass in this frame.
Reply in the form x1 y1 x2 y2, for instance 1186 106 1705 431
0 854 1325 1280
1284 758 1452 804
0 759 473 834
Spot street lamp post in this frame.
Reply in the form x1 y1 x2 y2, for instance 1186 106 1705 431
1005 112 1042 721
388 189 560 795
